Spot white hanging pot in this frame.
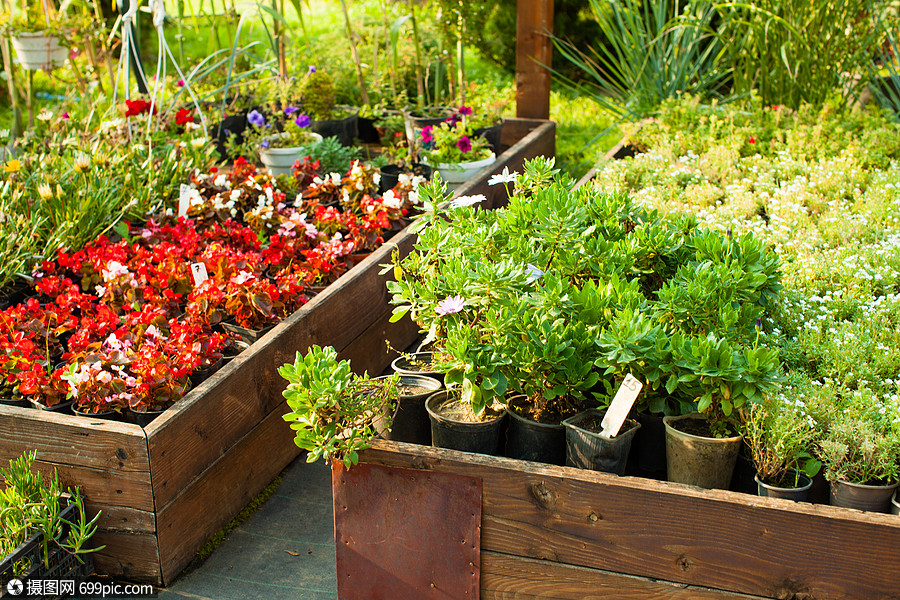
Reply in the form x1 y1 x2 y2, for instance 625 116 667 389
433 153 496 191
258 133 323 177
11 32 68 71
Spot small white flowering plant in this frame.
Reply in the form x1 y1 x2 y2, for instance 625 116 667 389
815 385 900 485
744 374 823 488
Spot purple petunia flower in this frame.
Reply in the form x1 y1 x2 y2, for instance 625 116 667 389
458 105 472 116
284 106 300 115
261 139 270 149
435 295 465 316
294 114 311 128
247 109 265 127
308 65 316 74
420 125 434 144
456 135 472 153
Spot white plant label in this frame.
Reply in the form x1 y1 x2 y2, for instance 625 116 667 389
600 373 643 438
178 184 192 218
190 262 209 286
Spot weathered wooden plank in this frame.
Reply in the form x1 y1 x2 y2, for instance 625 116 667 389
0 406 149 473
459 120 556 209
154 403 300 586
516 0 554 119
360 441 900 600
482 552 764 600
91 505 155 534
44 460 155 513
91 530 162 584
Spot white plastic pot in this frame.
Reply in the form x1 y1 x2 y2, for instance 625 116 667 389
11 32 67 71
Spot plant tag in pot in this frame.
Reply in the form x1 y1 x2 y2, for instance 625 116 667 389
191 262 209 286
178 184 192 218
601 374 643 438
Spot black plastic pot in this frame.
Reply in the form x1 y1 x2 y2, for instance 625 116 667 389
504 402 567 466
222 322 275 344
391 352 443 384
311 108 359 146
71 405 126 422
425 390 505 455
0 397 31 409
563 409 641 475
356 116 381 144
29 398 73 412
374 374 443 445
127 408 167 428
189 356 224 387
630 412 668 477
379 163 434 194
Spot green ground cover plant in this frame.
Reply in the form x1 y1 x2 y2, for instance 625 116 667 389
591 96 900 480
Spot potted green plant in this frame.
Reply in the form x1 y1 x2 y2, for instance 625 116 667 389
815 386 900 513
280 345 399 468
0 452 103 587
663 332 780 489
418 118 495 191
743 376 822 501
1 1 68 71
300 68 359 146
226 107 322 176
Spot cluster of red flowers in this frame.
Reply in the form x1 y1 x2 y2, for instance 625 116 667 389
1 154 423 416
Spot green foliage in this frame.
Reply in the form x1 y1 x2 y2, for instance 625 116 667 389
388 157 781 429
299 70 337 120
306 136 362 176
744 375 822 487
0 452 103 577
280 345 398 467
552 0 728 120
814 386 900 484
715 0 882 109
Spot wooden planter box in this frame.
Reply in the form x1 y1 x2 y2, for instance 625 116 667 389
345 440 900 599
0 118 554 586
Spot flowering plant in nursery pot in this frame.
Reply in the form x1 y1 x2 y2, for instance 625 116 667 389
814 385 900 512
280 345 398 467
744 375 822 500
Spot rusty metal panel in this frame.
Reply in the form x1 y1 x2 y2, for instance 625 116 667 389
333 462 482 600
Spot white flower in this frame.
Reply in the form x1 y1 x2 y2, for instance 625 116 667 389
488 166 519 186
214 174 228 187
382 190 401 209
525 263 544 282
449 194 486 209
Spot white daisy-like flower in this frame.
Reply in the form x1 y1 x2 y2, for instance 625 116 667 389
488 166 519 186
449 194 486 209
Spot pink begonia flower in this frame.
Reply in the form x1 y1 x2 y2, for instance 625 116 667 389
436 295 465 316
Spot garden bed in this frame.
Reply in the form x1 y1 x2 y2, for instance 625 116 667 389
0 118 555 585
347 440 900 600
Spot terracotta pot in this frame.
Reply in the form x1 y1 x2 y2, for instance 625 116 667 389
663 413 742 490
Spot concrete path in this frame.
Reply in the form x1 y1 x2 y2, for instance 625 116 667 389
155 458 337 600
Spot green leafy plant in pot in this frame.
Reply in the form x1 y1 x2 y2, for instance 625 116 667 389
744 375 822 501
280 345 398 468
815 385 900 513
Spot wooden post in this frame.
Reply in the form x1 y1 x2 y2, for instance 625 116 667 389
515 0 553 119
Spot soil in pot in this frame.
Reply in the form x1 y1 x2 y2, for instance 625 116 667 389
755 471 813 502
503 397 572 466
563 409 641 475
391 352 443 384
830 478 899 513
425 390 505 455
373 374 442 445
664 413 742 490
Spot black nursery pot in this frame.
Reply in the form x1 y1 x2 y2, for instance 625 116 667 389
504 403 567 466
311 108 359 146
378 163 434 194
212 111 249 161
425 391 506 455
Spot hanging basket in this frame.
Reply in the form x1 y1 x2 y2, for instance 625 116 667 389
11 32 68 71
